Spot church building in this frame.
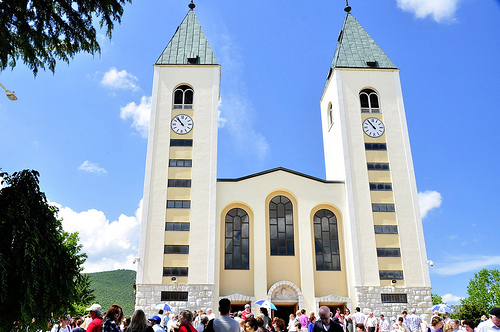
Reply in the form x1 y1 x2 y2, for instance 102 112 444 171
135 2 432 320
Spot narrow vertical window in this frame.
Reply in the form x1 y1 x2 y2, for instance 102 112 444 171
225 208 250 269
360 89 380 113
173 85 194 109
314 209 341 270
328 103 334 128
269 196 294 256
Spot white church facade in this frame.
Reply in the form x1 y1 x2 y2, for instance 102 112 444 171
135 3 432 320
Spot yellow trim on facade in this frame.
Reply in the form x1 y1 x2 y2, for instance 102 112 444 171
368 171 392 182
164 231 190 245
365 151 389 162
165 209 190 222
372 212 397 224
377 257 403 270
370 191 394 203
167 187 191 200
375 234 400 247
168 168 192 179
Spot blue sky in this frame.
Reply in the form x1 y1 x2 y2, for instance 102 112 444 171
1 0 499 306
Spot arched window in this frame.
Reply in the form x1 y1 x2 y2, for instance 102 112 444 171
269 196 294 256
359 89 380 113
225 208 249 270
313 209 340 270
173 85 194 109
328 102 334 128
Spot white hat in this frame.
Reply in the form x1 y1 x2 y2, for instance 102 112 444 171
86 304 102 314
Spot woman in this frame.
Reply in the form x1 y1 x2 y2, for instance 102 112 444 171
308 316 316 332
259 307 271 331
461 320 475 332
392 317 406 332
196 316 209 332
125 310 154 332
102 305 124 332
288 315 296 332
427 316 444 332
246 317 260 332
273 318 286 332
179 310 197 332
356 324 365 332
344 309 354 332
334 308 344 325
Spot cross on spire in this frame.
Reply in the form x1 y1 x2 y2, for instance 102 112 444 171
345 0 351 12
188 0 195 10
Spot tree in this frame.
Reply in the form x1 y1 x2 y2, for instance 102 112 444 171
0 170 93 331
432 292 443 305
458 268 500 325
0 0 131 75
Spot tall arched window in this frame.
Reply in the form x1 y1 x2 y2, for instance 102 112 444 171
314 209 340 270
173 85 194 109
269 196 294 256
359 88 380 113
225 208 249 269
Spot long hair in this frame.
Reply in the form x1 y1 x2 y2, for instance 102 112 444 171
128 310 149 332
103 304 124 325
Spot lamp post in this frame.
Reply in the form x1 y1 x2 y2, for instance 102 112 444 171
0 82 18 101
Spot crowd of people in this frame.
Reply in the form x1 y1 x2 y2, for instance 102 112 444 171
47 300 500 332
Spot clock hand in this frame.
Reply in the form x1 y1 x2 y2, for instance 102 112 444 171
368 120 376 129
177 117 185 126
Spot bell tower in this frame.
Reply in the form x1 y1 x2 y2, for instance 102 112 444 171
320 7 432 310
136 3 220 314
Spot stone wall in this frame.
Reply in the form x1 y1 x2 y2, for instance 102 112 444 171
135 284 214 318
355 286 432 321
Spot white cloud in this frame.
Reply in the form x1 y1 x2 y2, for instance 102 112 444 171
218 110 227 128
442 293 462 304
418 190 442 219
101 67 139 91
396 0 459 23
433 255 500 276
78 160 107 174
120 96 151 138
51 199 142 273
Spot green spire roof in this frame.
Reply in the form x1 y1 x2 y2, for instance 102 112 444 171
156 9 218 65
330 13 397 70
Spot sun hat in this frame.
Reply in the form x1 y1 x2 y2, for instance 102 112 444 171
86 304 102 314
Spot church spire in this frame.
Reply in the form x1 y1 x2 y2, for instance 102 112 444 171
156 7 218 65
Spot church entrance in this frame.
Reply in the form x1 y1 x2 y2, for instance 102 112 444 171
273 305 297 324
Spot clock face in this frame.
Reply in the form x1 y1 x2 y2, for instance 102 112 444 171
363 117 385 137
171 114 193 134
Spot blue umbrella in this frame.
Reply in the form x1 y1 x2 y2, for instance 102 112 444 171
255 300 277 311
154 303 172 311
429 304 453 314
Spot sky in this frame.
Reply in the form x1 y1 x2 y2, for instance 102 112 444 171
1 0 499 306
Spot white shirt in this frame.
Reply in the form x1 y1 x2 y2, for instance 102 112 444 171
476 319 500 332
213 315 240 332
51 325 71 332
353 313 366 325
365 317 378 328
380 319 389 332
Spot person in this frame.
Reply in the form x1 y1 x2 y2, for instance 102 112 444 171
87 304 104 332
334 308 344 326
308 315 316 332
273 318 286 332
196 316 209 332
406 311 422 332
102 304 124 332
179 310 197 332
242 305 252 322
379 315 389 332
289 314 297 332
401 312 409 332
449 320 460 332
312 306 343 332
427 317 443 332
392 317 406 332
167 315 178 332
300 309 309 332
194 310 205 327
51 316 72 332
126 310 154 332
443 314 451 326
207 309 216 320
345 309 354 332
481 316 489 323
353 308 365 326
476 308 500 332
357 325 366 332
246 318 259 332
364 312 378 332
212 298 240 332
259 307 271 330
73 318 86 332
149 315 167 332
461 321 475 332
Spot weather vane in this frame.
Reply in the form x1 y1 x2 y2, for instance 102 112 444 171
345 0 351 12
188 0 195 10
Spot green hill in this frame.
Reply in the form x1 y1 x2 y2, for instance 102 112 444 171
86 269 136 316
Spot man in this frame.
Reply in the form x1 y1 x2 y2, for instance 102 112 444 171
242 304 252 321
313 306 343 332
212 298 240 332
400 312 409 332
162 312 171 328
86 304 103 332
51 316 71 332
392 317 406 332
149 315 167 332
207 308 216 320
405 310 422 332
379 315 389 332
476 308 500 332
364 312 378 332
450 319 460 332
353 308 366 326
167 315 178 332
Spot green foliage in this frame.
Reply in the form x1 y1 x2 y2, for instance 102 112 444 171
0 170 93 331
87 269 136 316
458 268 500 325
0 0 132 75
432 293 443 305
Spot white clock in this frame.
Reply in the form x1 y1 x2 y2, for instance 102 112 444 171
171 114 193 134
363 117 385 137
